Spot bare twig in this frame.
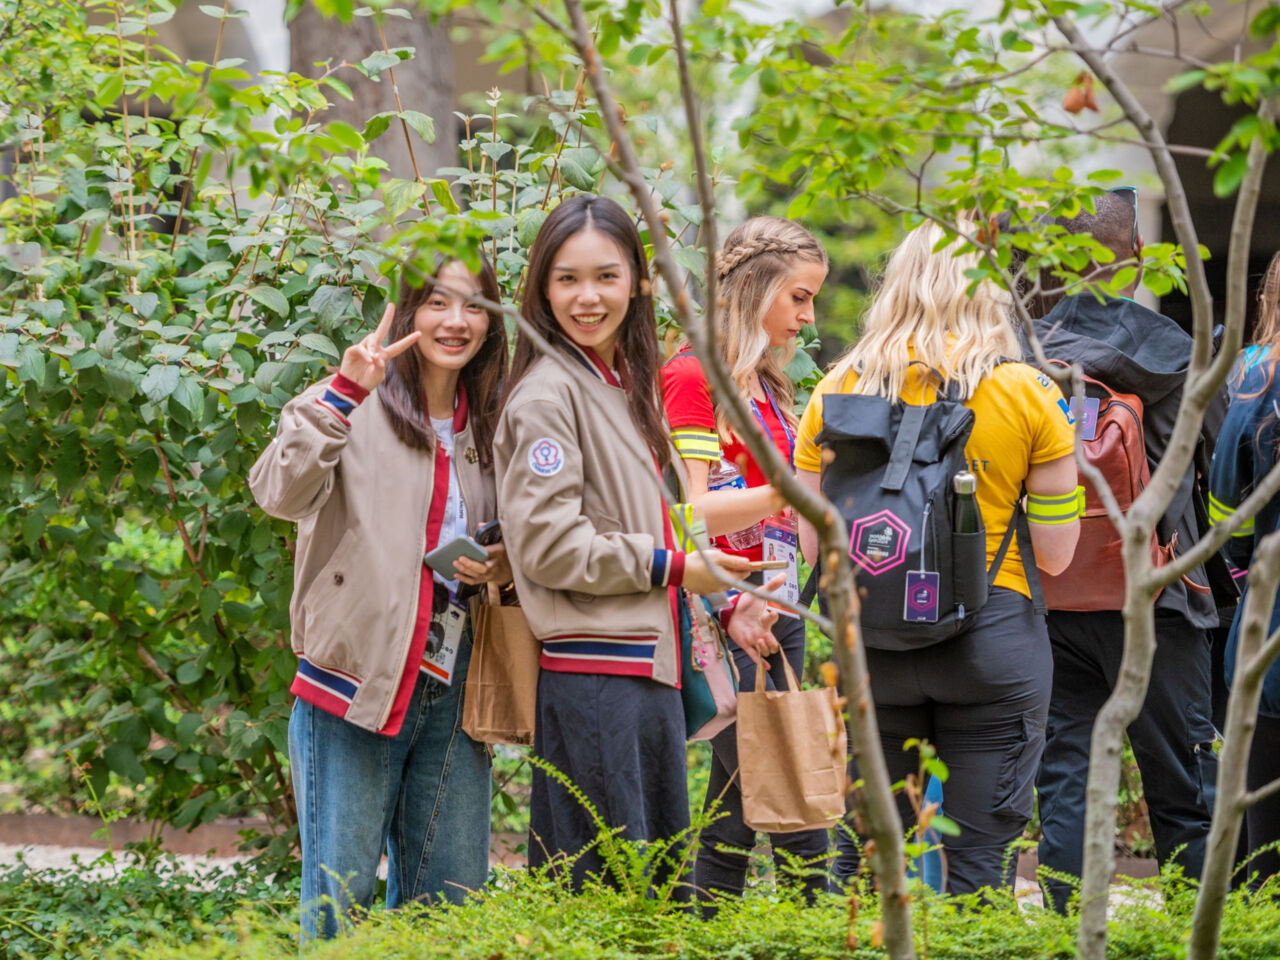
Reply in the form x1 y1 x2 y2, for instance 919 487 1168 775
377 15 432 214
560 0 915 953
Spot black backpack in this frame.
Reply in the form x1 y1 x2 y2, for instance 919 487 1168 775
814 369 1043 650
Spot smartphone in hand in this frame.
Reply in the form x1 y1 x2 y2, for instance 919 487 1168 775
424 535 488 573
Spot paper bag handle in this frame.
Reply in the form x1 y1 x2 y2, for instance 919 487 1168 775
753 648 802 694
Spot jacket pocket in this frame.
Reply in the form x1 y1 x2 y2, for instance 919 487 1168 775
992 712 1046 821
299 528 384 673
568 513 624 605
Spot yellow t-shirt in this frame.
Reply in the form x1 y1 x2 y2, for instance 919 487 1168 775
795 361 1075 598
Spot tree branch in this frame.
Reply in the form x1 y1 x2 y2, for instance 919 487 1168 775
554 2 915 951
1145 99 1274 589
1243 775 1280 811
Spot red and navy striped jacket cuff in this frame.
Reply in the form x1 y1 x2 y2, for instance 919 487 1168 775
651 549 686 588
316 374 368 425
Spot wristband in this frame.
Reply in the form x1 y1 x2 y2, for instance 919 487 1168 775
1026 485 1085 525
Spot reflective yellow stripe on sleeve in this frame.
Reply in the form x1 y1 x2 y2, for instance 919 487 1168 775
670 428 721 462
1209 492 1254 537
1026 486 1085 525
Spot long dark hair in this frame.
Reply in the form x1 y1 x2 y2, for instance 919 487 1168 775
377 254 507 467
506 195 670 467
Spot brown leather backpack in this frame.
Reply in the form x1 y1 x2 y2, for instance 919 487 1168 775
1040 370 1168 611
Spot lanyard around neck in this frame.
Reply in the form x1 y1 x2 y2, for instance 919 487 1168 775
750 380 795 468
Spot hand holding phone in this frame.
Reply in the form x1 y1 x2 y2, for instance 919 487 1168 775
424 535 488 574
453 521 513 599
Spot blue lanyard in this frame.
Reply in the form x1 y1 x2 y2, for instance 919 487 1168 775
751 381 795 468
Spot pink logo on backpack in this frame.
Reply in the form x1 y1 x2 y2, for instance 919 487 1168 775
849 509 911 576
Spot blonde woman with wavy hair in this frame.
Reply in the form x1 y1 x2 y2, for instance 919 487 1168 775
661 216 830 908
794 219 1080 896
829 219 1022 401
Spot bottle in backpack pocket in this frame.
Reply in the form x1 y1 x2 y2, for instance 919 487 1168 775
952 471 981 533
951 471 988 616
707 457 764 549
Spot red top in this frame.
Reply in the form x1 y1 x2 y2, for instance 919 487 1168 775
661 350 794 560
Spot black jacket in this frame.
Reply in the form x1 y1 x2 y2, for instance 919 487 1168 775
1030 294 1224 629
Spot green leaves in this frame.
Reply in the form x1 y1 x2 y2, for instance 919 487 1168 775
103 743 146 784
140 364 179 402
1213 150 1250 197
400 109 435 143
246 285 289 318
358 50 404 78
383 177 428 217
309 285 354 326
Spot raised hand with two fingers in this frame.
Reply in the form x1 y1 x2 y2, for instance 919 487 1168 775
338 303 421 391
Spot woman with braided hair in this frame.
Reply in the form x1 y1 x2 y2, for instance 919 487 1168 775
661 216 831 907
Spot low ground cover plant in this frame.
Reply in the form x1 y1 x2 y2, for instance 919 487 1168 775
4 853 1278 960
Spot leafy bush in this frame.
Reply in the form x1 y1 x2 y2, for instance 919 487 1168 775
0 852 296 959
98 862 1280 960
0 0 711 869
4 823 1280 960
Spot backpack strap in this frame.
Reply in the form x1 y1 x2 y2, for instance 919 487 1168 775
800 559 821 609
986 488 1046 615
1014 499 1047 615
883 404 926 491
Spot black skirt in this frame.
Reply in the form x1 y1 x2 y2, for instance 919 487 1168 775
528 670 690 895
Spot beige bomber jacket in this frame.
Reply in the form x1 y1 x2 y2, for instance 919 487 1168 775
494 344 684 687
249 375 496 733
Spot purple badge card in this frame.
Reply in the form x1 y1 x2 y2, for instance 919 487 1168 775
903 571 940 623
1069 396 1100 441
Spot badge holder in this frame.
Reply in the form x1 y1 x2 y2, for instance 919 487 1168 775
422 595 467 686
1068 396 1101 441
903 503 940 623
762 514 801 618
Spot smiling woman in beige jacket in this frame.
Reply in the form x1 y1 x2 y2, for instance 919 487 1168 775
250 257 508 940
495 195 780 898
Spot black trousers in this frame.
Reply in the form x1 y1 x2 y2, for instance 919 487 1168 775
529 671 691 897
1244 711 1280 887
694 608 831 904
834 588 1053 894
1036 610 1216 911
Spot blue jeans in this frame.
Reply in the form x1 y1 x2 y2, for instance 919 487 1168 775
289 630 491 941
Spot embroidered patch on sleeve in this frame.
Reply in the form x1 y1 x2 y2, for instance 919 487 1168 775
528 438 565 477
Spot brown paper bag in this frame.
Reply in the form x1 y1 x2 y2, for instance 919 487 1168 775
738 656 847 834
462 583 539 746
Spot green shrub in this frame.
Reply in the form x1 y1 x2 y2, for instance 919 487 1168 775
0 0 711 871
0 852 296 959
89 862 1280 960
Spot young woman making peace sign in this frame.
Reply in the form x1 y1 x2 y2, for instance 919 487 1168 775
250 257 509 939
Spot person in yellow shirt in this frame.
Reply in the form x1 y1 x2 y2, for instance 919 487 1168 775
796 219 1080 895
